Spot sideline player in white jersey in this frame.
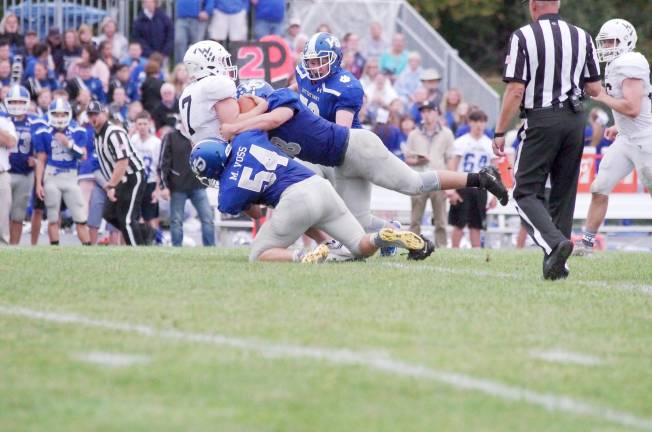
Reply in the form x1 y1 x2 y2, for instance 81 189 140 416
178 40 267 145
575 19 652 256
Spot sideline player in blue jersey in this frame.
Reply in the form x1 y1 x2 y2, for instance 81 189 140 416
295 32 364 129
189 130 435 263
222 81 510 235
4 85 42 244
33 98 90 245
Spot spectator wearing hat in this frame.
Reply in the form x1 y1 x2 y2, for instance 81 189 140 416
252 0 285 39
94 17 129 60
209 0 248 43
380 33 408 81
175 0 213 64
284 18 303 51
394 51 423 102
420 68 443 108
405 99 454 247
132 0 174 60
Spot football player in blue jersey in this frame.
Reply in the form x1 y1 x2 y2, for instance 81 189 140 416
33 98 90 245
223 81 510 238
295 32 364 129
189 130 435 263
4 85 42 244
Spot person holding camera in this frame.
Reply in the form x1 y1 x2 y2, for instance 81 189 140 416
493 0 602 280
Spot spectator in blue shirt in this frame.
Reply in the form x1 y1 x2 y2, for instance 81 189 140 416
0 59 11 86
120 42 147 73
209 0 248 42
175 0 214 64
132 0 174 60
252 0 285 39
77 62 107 104
24 62 59 100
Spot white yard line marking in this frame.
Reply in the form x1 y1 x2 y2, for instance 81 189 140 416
72 351 150 368
380 263 652 296
1 305 651 431
530 349 603 366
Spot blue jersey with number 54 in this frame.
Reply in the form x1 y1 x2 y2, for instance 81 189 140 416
295 65 364 129
266 88 349 166
217 130 314 215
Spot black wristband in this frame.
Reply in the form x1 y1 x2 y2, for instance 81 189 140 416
494 131 506 138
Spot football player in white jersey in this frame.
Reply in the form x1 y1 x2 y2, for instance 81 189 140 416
575 19 652 256
178 40 267 145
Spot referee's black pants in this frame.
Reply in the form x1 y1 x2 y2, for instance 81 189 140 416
103 171 151 246
513 107 585 256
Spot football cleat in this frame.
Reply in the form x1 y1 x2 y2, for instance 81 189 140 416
380 220 402 257
478 166 509 206
407 236 435 261
379 228 425 252
301 244 330 264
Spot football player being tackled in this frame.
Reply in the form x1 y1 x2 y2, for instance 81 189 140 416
189 130 435 263
177 40 269 145
575 19 652 256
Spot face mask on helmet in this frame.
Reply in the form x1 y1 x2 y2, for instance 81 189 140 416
596 19 637 63
184 41 239 82
188 138 231 188
48 99 72 129
5 85 30 116
301 33 342 81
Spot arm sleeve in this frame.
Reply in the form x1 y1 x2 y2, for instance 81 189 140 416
204 0 215 13
502 31 529 84
267 88 301 111
1 117 17 141
582 32 602 83
334 85 364 113
32 130 48 154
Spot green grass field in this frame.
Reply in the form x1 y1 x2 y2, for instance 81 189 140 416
1 247 651 431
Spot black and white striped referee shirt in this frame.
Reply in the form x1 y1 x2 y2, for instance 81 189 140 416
503 13 601 109
94 121 144 181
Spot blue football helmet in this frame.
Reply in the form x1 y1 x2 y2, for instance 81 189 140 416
302 32 343 81
48 98 72 130
236 80 275 99
189 138 231 188
5 84 31 116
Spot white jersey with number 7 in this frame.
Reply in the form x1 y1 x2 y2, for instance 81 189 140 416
178 74 237 145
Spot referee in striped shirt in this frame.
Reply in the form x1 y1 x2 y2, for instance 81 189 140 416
493 0 602 280
87 101 151 246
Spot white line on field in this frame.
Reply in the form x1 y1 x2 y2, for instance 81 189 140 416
72 351 151 368
1 305 651 431
530 349 603 366
380 263 652 296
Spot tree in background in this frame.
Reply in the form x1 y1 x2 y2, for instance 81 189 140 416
410 0 652 74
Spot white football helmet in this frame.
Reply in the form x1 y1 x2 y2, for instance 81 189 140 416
183 40 238 82
596 19 637 63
